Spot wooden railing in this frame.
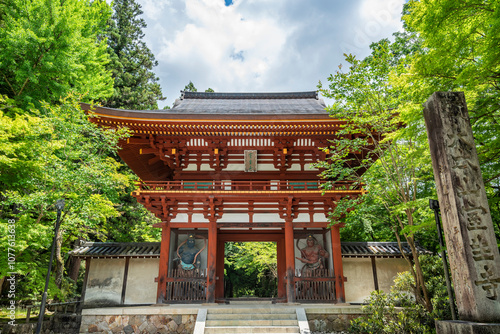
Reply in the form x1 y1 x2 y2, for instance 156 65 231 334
137 180 360 192
25 300 80 323
164 269 206 302
294 269 337 302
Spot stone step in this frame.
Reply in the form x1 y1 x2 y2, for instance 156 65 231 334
207 313 297 320
207 308 296 314
204 326 300 334
206 319 298 327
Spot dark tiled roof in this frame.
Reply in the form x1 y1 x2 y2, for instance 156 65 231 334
170 91 327 115
70 242 161 258
70 241 430 258
341 242 432 258
182 91 318 99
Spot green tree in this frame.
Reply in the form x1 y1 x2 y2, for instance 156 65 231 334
0 94 129 299
394 0 500 245
102 171 160 243
0 0 113 108
101 0 164 110
224 242 277 298
184 81 197 92
319 40 436 312
351 255 456 333
96 0 164 242
399 0 500 184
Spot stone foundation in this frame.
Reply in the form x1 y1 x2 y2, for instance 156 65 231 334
436 320 500 334
307 313 362 332
305 305 363 332
79 314 196 334
79 307 199 334
78 304 363 334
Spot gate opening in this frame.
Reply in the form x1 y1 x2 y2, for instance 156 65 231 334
224 241 278 299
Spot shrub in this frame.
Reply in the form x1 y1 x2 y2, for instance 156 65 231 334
349 290 432 334
349 254 456 333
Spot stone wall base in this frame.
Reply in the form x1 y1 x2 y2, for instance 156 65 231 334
79 314 196 334
307 313 363 332
436 320 500 334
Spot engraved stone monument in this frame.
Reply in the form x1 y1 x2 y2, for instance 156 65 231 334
424 92 500 332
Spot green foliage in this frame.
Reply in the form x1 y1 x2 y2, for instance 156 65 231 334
401 0 500 186
393 255 456 322
337 193 395 242
101 0 164 110
184 81 197 93
103 168 160 242
350 255 454 334
224 242 277 298
0 94 130 301
182 82 214 94
394 0 500 245
0 0 113 108
350 290 432 334
320 39 436 311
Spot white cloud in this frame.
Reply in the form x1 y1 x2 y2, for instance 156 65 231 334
136 0 405 108
155 0 289 95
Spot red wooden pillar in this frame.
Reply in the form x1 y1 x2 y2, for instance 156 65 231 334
215 239 225 300
276 238 286 300
157 224 171 303
206 219 217 303
284 218 295 303
331 225 345 302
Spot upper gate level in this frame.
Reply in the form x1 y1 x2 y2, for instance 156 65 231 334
82 91 373 183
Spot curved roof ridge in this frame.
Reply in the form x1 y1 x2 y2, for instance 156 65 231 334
181 91 318 100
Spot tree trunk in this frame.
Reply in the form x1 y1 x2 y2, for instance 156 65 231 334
0 276 5 296
68 239 82 283
55 228 64 289
409 239 433 312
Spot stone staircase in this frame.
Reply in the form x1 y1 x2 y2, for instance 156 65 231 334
194 306 310 334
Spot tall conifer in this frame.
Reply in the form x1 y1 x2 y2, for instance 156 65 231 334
103 0 164 110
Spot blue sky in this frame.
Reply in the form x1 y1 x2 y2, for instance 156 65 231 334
136 0 405 108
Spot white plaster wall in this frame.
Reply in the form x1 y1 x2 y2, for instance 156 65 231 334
85 258 125 306
124 258 159 304
343 257 411 303
169 212 313 224
375 258 410 293
343 258 374 303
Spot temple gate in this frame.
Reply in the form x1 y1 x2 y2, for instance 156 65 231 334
84 91 368 303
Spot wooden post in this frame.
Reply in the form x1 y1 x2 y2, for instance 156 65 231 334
277 238 286 300
77 258 90 313
331 225 345 303
371 257 379 291
120 257 130 305
424 92 500 324
284 218 295 303
157 224 171 304
216 239 225 300
206 219 217 303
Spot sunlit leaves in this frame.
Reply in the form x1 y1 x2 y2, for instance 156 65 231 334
0 0 113 108
401 0 500 185
0 95 130 299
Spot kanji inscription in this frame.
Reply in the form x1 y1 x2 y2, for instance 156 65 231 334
424 92 500 323
244 150 257 172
